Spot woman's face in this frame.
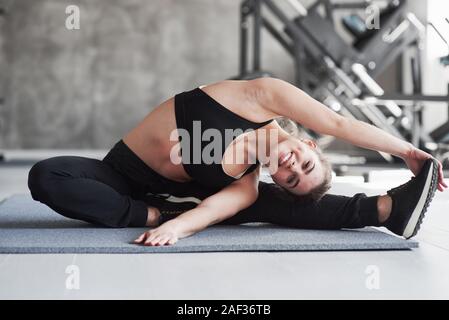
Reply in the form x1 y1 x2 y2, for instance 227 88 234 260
270 138 325 195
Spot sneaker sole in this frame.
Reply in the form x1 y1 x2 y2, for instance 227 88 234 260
145 193 202 205
403 159 439 239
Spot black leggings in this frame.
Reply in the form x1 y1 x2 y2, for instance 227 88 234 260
28 140 380 229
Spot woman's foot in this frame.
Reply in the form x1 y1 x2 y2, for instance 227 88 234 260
143 193 199 226
382 158 439 239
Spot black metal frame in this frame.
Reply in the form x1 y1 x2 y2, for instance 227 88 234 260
234 1 410 137
235 0 414 79
232 0 449 160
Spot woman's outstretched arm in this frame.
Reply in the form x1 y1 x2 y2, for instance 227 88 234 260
134 168 260 246
253 77 446 190
254 77 413 157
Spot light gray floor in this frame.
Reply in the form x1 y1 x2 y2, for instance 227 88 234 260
1 151 449 299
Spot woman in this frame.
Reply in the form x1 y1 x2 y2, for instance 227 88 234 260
28 77 447 246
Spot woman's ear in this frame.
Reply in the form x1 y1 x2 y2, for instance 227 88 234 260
302 139 317 149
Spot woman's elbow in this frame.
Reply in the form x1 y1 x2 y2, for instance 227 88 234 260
232 188 258 213
247 77 281 105
250 77 281 90
247 187 259 207
327 113 349 137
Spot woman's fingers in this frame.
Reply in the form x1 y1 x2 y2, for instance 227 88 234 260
135 230 157 244
435 161 447 192
135 229 178 246
416 148 432 160
143 231 159 246
146 235 172 246
151 236 165 246
158 236 171 246
438 162 447 188
134 232 147 243
168 237 178 245
144 228 160 245
148 235 178 246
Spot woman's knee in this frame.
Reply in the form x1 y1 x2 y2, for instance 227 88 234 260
28 157 69 201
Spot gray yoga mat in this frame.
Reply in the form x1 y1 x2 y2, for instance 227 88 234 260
0 194 418 253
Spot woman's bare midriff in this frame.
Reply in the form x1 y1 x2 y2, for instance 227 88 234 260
122 80 275 183
123 97 192 183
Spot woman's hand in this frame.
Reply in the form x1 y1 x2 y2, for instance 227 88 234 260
134 221 180 246
402 147 447 192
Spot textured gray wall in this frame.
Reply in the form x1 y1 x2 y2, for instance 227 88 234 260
0 1 6 136
0 0 294 149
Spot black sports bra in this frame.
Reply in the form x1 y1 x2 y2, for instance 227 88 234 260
174 87 273 190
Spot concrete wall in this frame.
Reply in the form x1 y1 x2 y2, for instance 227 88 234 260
0 0 294 149
0 1 6 135
1 0 443 149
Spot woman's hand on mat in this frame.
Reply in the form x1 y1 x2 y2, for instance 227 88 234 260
134 221 180 246
403 147 447 192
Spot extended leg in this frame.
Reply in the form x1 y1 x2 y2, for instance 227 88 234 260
221 182 381 229
154 181 381 229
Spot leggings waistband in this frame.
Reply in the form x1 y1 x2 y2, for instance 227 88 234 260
103 140 169 191
103 140 198 196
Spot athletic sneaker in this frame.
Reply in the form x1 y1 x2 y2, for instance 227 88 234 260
143 193 200 225
384 158 438 239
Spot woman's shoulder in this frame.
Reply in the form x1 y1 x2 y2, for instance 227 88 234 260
195 80 274 123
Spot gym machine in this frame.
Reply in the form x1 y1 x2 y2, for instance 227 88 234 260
362 18 449 163
232 0 449 165
428 19 449 67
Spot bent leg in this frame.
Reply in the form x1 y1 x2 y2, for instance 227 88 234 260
28 156 148 227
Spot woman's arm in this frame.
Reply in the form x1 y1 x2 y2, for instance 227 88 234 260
254 77 413 157
254 77 446 190
134 168 260 246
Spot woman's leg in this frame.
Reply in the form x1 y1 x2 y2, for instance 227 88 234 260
28 156 148 227
223 188 380 229
153 181 381 229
